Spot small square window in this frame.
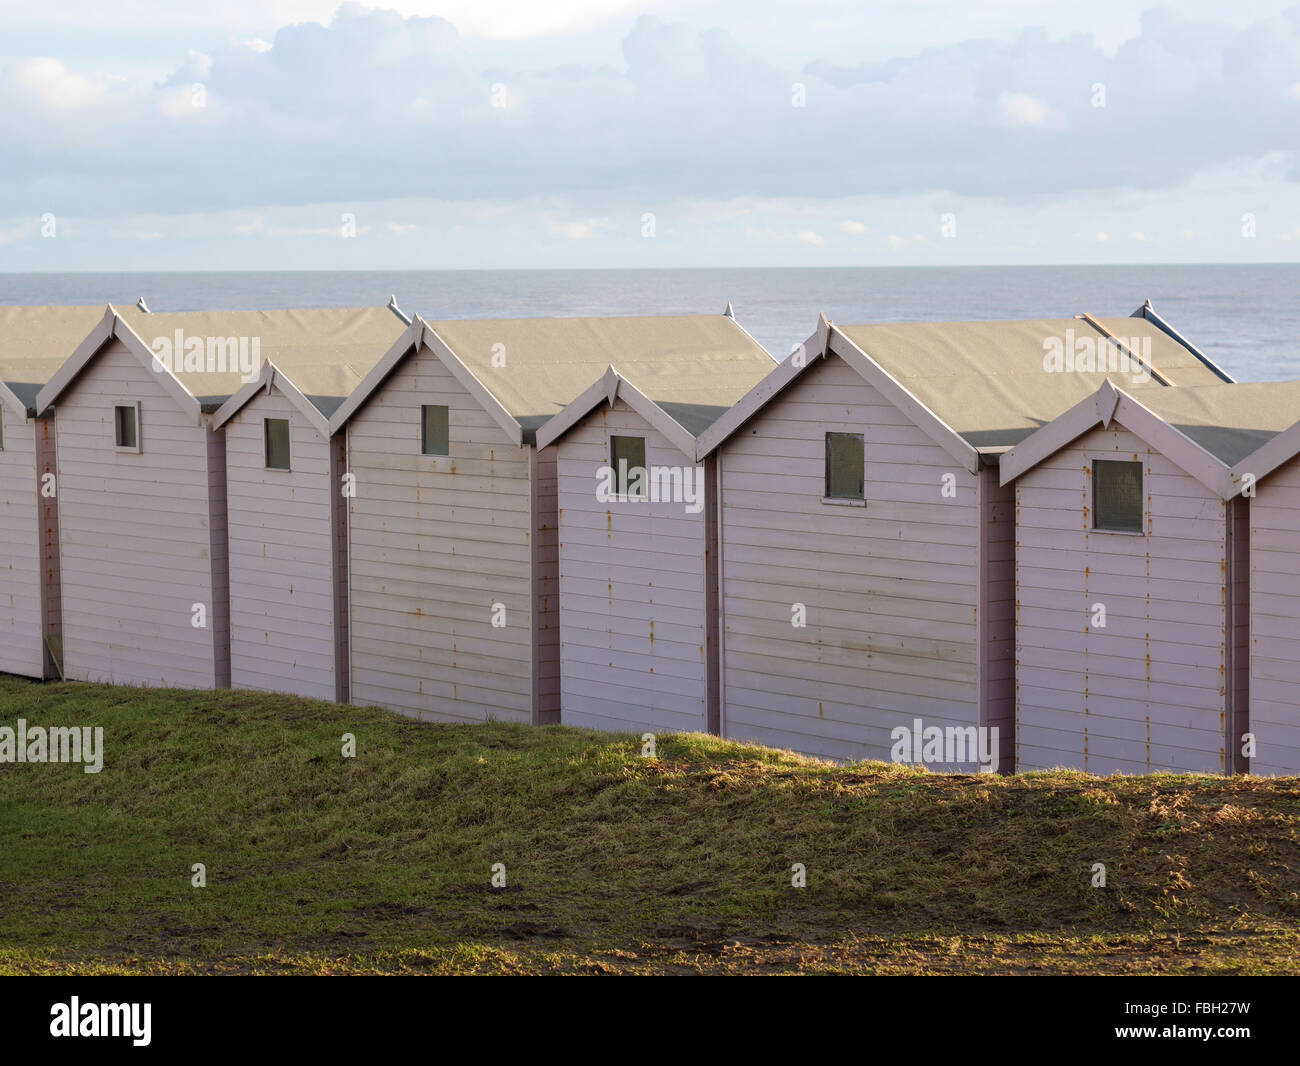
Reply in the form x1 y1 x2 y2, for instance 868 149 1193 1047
611 435 647 498
264 417 291 470
421 404 449 456
1093 459 1143 532
825 432 864 500
114 404 139 451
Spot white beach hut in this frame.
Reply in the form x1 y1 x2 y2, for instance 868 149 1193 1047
0 306 115 679
696 309 1229 767
211 305 409 703
330 310 766 727
532 315 775 736
1000 379 1300 775
35 304 403 690
1229 417 1300 776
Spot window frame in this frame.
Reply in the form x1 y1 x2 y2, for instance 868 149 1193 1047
1091 458 1145 535
610 434 648 500
114 402 141 454
421 403 450 457
823 431 865 503
264 416 292 472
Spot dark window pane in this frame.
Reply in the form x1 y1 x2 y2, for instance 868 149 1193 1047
825 432 864 499
114 405 138 450
1094 460 1143 532
265 417 291 470
422 404 449 456
611 435 647 497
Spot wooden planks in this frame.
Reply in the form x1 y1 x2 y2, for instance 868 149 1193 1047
1014 422 1228 773
555 398 709 735
718 355 982 763
225 385 335 701
0 415 45 678
56 340 223 689
347 344 533 724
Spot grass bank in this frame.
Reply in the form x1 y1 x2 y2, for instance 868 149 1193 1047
1 677 1297 974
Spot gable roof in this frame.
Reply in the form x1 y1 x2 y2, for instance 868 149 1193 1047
697 308 1228 469
36 304 408 419
999 379 1300 498
330 311 775 446
533 338 776 457
834 315 1226 449
0 305 120 417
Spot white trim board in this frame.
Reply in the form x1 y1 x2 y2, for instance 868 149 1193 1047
212 361 332 438
999 380 1238 499
695 312 982 474
36 305 203 425
534 364 698 460
328 315 525 448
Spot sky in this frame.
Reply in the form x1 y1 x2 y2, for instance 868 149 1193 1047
0 0 1298 270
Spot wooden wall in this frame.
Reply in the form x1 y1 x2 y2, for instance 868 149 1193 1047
979 466 1016 771
0 412 45 678
1249 455 1300 775
347 345 533 723
55 340 222 688
555 398 709 734
1014 422 1227 774
531 444 560 724
717 354 982 763
225 385 336 701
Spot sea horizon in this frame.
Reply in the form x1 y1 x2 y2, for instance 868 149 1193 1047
3 262 1297 382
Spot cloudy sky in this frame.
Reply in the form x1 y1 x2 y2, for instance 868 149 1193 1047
1 0 1298 270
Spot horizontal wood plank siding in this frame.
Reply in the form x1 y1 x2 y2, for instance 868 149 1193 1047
55 339 219 688
1014 423 1227 774
225 386 335 700
347 345 533 723
1249 455 1300 775
718 355 981 763
0 416 45 677
555 399 708 734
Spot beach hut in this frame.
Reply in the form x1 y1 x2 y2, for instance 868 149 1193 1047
1000 378 1300 775
695 308 1230 767
1230 418 1300 777
531 317 775 736
35 304 405 690
0 306 115 679
330 310 767 727
210 307 409 703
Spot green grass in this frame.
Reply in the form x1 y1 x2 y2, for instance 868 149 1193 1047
1 676 1298 974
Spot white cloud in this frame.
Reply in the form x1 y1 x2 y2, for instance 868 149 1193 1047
996 90 1050 128
548 218 603 240
2 57 109 112
3 6 1300 268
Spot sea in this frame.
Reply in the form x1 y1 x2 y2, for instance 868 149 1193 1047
2 264 1296 382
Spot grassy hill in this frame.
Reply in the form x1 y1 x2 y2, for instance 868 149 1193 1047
1 675 1298 974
